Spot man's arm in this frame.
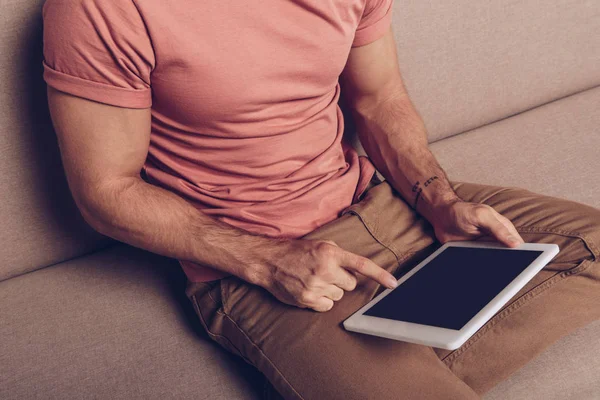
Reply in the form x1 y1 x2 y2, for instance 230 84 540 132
340 28 524 247
47 87 280 280
47 87 395 312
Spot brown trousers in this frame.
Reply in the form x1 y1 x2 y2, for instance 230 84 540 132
185 181 600 399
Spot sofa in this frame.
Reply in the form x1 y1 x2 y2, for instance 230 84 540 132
1 0 599 399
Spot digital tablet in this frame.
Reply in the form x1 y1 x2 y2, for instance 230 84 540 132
343 241 559 350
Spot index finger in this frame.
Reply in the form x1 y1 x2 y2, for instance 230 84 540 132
336 249 397 289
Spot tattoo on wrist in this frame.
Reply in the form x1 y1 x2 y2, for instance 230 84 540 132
411 175 439 209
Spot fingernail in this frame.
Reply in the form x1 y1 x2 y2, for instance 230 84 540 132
507 235 520 245
387 277 398 289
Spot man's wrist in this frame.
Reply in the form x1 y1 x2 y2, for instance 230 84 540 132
238 237 289 288
414 188 462 222
187 215 287 287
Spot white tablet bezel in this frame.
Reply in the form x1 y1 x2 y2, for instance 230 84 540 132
343 241 559 350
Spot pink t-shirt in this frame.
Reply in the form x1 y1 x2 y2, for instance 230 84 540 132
43 0 393 282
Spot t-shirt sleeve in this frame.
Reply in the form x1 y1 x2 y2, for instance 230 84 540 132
42 0 155 108
352 0 394 47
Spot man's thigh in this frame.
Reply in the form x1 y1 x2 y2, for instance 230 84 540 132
188 180 600 399
188 182 478 400
433 181 600 394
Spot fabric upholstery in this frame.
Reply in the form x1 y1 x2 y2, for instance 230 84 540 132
484 320 600 400
390 0 600 142
430 86 600 209
0 245 263 400
0 0 111 282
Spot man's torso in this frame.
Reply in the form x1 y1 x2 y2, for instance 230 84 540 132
138 0 375 243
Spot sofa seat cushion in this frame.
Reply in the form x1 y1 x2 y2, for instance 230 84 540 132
2 245 599 400
0 245 263 400
484 320 600 400
430 86 600 208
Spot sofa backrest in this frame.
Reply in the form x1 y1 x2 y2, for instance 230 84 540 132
1 0 598 282
0 0 112 282
389 0 600 142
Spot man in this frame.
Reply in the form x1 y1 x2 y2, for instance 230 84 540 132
42 0 600 398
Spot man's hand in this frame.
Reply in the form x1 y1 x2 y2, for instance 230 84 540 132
429 200 525 248
340 30 525 251
258 239 398 313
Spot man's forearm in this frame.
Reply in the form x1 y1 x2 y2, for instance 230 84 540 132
78 177 281 283
350 91 460 221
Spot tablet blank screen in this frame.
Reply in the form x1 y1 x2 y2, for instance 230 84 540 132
364 247 543 330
